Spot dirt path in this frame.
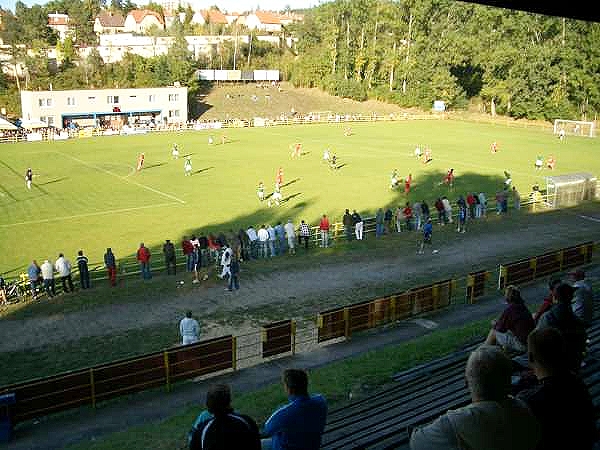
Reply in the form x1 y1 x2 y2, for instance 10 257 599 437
1 206 600 354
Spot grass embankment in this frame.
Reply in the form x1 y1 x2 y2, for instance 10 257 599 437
62 318 491 450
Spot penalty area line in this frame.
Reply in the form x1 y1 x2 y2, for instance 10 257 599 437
578 214 600 223
0 203 180 227
54 151 186 204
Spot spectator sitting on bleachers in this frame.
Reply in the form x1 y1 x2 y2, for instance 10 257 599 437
536 282 587 373
485 285 535 354
533 278 561 325
410 345 540 450
188 384 260 450
569 270 593 326
261 369 327 450
517 327 596 450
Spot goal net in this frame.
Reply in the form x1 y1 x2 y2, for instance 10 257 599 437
553 119 596 137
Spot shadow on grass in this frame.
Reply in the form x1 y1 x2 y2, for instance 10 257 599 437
38 177 68 186
193 167 214 175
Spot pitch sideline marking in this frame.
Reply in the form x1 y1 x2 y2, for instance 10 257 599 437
54 151 186 204
0 202 179 227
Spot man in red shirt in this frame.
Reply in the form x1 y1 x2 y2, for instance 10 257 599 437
182 237 195 272
404 173 412 195
136 243 152 279
466 193 476 219
319 214 330 248
402 202 413 231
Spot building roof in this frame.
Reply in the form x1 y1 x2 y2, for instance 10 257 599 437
128 9 165 25
48 13 69 26
253 11 282 25
201 9 228 24
96 11 125 27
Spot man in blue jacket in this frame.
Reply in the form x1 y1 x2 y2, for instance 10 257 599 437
261 369 327 450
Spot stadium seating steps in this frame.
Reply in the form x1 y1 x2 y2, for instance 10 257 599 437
321 299 600 450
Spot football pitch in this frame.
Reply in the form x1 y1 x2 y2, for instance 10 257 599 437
0 120 598 275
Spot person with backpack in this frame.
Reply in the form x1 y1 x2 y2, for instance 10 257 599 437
188 384 260 450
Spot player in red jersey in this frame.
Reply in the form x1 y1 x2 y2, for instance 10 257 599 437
404 173 412 195
275 167 284 188
136 153 145 172
490 141 498 153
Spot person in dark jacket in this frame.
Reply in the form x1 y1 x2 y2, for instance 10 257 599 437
76 250 90 289
188 384 260 450
103 248 117 287
517 327 596 450
343 209 353 241
163 239 176 275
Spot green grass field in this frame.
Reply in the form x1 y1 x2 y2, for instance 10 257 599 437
1 119 598 276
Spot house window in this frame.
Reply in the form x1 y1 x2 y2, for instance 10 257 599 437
88 96 96 101
169 110 180 118
148 94 156 103
38 98 53 108
129 95 137 98
40 116 54 126
168 93 179 102
107 95 120 104
67 97 76 106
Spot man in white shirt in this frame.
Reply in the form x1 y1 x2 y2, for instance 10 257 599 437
246 226 258 259
219 245 232 280
284 219 296 255
179 311 200 345
267 224 277 257
41 259 56 298
257 225 269 258
55 253 74 293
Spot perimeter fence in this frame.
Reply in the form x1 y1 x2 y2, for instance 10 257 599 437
0 241 596 425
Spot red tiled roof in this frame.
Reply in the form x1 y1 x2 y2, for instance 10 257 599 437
96 11 125 27
128 9 164 25
48 14 69 26
201 9 228 24
254 11 282 25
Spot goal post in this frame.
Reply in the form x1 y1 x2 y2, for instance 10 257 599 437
553 119 596 137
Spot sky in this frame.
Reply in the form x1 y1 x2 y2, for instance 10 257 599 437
0 0 322 12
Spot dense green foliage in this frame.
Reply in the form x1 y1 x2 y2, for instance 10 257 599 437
289 0 600 120
1 0 600 121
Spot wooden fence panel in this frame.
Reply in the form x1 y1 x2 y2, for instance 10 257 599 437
393 293 412 320
410 285 435 314
563 242 593 270
3 370 91 423
535 252 562 278
435 280 453 309
498 259 535 289
262 320 293 358
93 352 165 402
467 271 487 303
317 308 346 343
372 297 392 326
168 336 234 382
348 301 373 335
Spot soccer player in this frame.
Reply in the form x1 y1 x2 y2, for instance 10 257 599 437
25 167 33 190
423 147 432 164
414 146 422 159
547 155 556 170
291 142 302 158
504 170 512 188
442 168 454 187
490 141 498 153
208 135 214 145
329 154 337 170
390 169 399 190
275 167 284 188
344 127 352 137
404 173 412 195
271 185 283 206
184 157 192 176
136 153 145 172
559 128 566 140
221 135 227 145
257 182 265 202
323 148 330 164
172 143 179 159
535 154 543 170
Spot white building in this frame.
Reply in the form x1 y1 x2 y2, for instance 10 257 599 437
94 11 126 35
48 13 74 42
94 33 249 63
20 86 188 128
124 10 165 33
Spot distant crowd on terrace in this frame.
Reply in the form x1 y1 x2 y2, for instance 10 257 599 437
0 186 537 303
